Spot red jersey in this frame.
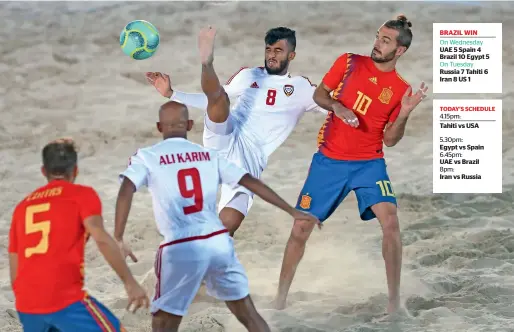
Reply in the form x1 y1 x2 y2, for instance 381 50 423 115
8 180 102 313
317 53 410 160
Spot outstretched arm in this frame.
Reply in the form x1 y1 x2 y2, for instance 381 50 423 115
170 90 209 110
217 155 321 226
145 71 210 109
238 174 294 216
146 66 249 111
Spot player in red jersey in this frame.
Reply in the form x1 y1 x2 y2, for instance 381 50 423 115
8 138 149 332
274 15 429 316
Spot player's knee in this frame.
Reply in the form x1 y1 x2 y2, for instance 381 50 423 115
380 213 400 236
290 220 314 243
207 90 230 123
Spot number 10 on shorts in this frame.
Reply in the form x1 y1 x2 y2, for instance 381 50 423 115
376 180 395 197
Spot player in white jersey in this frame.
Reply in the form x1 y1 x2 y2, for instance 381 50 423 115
114 67 320 329
146 26 327 236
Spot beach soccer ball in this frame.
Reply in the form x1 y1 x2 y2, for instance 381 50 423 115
120 20 160 60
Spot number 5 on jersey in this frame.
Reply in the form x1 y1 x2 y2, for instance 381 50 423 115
25 203 51 258
178 168 204 215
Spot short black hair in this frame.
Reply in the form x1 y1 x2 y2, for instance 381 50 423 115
42 138 78 176
383 15 413 50
264 27 296 51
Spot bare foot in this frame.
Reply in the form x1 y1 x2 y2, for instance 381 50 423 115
372 302 405 323
198 26 216 65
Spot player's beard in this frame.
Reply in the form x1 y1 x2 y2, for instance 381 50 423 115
371 48 396 63
264 58 289 75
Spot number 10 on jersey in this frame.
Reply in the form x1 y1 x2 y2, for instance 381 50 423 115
353 91 372 115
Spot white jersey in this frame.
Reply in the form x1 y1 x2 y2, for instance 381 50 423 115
223 67 326 158
119 137 248 243
171 66 327 161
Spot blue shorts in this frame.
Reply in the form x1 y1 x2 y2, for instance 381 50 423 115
295 152 397 222
17 295 125 332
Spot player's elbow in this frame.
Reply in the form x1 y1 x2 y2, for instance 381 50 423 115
237 173 256 189
84 216 110 244
383 138 395 147
383 134 401 147
312 85 327 106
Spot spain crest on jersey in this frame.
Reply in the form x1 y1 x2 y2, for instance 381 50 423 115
299 193 312 209
283 84 294 97
378 87 393 104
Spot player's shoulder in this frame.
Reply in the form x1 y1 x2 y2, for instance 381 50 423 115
12 196 28 216
226 66 255 84
130 142 166 160
132 145 152 156
287 73 317 88
393 70 410 88
347 53 369 65
69 183 99 199
332 52 359 62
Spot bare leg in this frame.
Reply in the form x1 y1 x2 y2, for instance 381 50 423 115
219 207 245 237
274 219 316 310
371 202 402 314
225 295 270 332
198 26 230 123
152 310 182 332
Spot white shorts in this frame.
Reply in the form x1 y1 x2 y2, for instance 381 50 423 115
203 114 265 216
151 230 249 316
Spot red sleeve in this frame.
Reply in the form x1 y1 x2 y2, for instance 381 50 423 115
388 85 412 123
79 187 102 222
8 206 20 253
388 104 401 123
322 53 349 91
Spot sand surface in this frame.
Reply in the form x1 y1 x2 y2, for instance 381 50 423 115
1 1 513 331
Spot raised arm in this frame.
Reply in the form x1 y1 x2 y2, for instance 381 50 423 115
383 82 428 147
145 67 250 110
